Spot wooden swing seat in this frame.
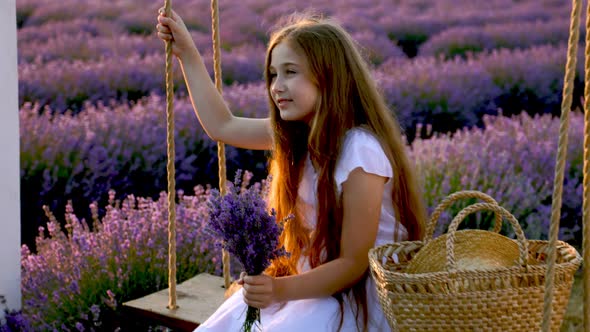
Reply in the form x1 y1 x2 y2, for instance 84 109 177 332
122 273 225 331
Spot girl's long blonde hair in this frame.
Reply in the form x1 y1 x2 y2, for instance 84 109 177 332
264 13 426 331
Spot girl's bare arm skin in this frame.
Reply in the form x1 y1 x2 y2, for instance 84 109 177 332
157 10 272 150
277 169 383 300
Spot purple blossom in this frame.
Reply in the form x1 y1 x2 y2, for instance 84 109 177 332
0 295 33 332
205 170 289 331
206 170 288 275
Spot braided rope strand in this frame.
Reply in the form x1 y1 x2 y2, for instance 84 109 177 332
211 0 231 290
163 0 178 310
542 0 581 329
583 0 590 328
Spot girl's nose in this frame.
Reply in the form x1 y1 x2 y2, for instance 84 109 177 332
271 78 285 94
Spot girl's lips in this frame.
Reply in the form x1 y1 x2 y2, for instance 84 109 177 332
277 99 291 108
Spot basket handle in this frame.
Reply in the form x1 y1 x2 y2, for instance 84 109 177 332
445 202 528 273
425 190 503 244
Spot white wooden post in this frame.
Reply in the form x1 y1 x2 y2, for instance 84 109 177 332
0 0 22 320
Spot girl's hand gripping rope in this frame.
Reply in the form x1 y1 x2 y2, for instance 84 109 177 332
156 8 197 60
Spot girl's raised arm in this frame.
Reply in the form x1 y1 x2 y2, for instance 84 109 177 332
157 10 272 151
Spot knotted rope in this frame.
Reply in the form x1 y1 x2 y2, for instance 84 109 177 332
542 0 581 329
211 0 232 291
163 0 178 310
582 0 590 329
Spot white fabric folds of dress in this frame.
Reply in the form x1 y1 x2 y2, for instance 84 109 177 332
196 128 408 331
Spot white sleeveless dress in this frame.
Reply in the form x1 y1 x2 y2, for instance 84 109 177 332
195 128 408 331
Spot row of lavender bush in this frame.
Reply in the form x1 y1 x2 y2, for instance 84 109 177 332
20 43 581 130
17 0 568 30
16 0 569 55
19 94 269 251
20 84 584 245
413 112 583 242
17 0 578 113
18 20 403 66
8 110 586 331
378 43 584 136
17 24 401 111
19 46 268 110
419 18 581 58
19 15 577 66
15 189 225 331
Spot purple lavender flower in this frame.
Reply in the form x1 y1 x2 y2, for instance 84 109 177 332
0 295 33 332
206 170 289 332
206 171 287 275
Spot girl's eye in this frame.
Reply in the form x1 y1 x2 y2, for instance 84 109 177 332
286 70 296 74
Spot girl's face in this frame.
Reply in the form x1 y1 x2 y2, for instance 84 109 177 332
269 42 319 124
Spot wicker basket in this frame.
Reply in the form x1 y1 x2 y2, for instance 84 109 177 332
368 192 582 331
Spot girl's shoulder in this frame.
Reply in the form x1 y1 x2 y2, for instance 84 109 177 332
342 126 381 147
341 127 390 159
335 127 392 190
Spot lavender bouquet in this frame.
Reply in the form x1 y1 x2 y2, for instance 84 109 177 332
206 171 289 332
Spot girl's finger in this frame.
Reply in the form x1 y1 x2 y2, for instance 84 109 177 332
157 7 173 17
242 283 268 295
158 8 180 21
243 275 267 285
237 271 246 285
157 32 172 41
160 16 181 34
156 24 171 34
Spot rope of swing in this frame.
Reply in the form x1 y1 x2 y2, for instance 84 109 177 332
581 0 590 329
163 0 178 310
211 0 232 291
163 0 231 310
543 0 589 330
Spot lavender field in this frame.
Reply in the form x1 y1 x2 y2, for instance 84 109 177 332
7 0 586 330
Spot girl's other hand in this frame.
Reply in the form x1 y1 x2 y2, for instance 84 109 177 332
156 8 197 60
241 273 277 309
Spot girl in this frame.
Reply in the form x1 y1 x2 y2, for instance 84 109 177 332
157 9 426 331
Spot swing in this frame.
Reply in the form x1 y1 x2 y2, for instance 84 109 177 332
125 0 590 331
368 0 589 330
122 0 230 330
